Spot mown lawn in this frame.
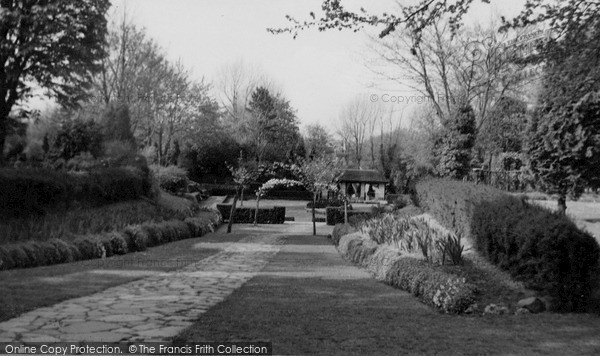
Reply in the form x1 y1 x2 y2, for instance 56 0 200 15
175 233 600 356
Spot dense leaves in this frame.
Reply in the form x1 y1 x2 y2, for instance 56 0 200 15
0 0 110 163
436 104 476 179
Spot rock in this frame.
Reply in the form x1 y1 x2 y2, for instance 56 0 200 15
515 308 531 315
464 303 479 314
517 297 546 314
484 303 510 315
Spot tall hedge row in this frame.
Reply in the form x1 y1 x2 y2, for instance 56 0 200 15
0 167 151 217
415 178 600 312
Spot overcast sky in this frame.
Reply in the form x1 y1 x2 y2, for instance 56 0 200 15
109 0 525 133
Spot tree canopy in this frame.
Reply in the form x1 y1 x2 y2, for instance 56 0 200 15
0 0 110 163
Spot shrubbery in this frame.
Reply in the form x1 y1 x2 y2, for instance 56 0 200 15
471 196 600 311
326 207 371 226
415 178 600 312
336 232 477 313
0 167 151 218
150 164 189 194
0 212 221 271
216 204 285 224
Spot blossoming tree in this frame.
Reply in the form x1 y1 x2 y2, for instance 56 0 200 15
254 178 302 225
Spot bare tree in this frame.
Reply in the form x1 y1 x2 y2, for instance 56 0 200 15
337 95 383 169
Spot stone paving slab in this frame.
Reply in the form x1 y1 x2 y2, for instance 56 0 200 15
0 233 282 342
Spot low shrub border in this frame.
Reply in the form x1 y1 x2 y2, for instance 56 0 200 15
216 204 286 224
0 212 221 271
335 229 477 314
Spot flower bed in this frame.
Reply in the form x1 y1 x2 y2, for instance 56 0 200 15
335 230 476 313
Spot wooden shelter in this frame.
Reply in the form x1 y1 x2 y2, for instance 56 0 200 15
337 169 387 201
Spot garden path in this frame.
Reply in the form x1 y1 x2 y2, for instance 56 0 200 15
0 225 292 342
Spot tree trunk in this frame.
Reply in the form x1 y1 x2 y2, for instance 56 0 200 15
254 195 260 226
0 116 6 166
312 193 317 236
227 186 241 233
344 199 348 224
240 186 244 207
558 194 567 215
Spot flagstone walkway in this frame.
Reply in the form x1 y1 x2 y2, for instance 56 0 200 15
0 230 283 342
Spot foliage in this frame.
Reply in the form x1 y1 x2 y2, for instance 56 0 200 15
477 96 528 155
414 178 506 238
359 213 464 266
471 196 600 312
256 179 302 198
0 211 221 270
415 178 600 312
0 167 152 218
0 0 110 163
150 164 189 194
100 104 135 143
331 223 357 246
50 117 104 160
336 233 477 313
216 204 286 224
0 200 192 244
436 104 476 179
326 207 371 226
180 135 243 183
527 90 600 214
304 123 335 159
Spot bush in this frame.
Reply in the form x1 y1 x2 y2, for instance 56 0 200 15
331 223 357 246
471 196 600 311
39 240 62 264
48 238 77 263
326 207 371 226
73 236 105 260
108 232 128 255
0 245 16 269
150 164 188 194
50 117 103 160
416 178 600 312
337 233 476 313
217 204 286 224
123 225 149 251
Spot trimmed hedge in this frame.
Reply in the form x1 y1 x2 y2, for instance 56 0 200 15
306 199 348 209
216 204 286 224
471 196 600 312
336 232 476 313
415 178 600 312
326 207 372 226
0 212 221 271
0 167 151 217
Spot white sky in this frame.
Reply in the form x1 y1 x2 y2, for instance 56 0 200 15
108 0 525 133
